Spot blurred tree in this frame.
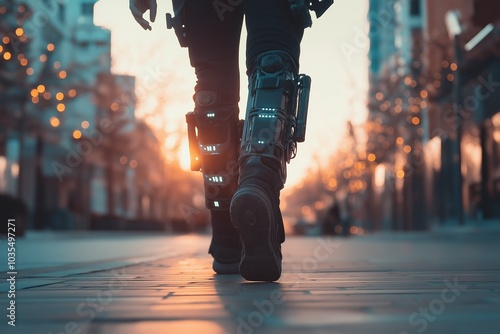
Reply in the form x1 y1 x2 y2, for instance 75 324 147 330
93 72 135 217
0 1 33 199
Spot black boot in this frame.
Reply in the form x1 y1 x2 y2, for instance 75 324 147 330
209 210 241 274
230 157 284 281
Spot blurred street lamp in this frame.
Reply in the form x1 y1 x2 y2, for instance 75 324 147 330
445 10 463 39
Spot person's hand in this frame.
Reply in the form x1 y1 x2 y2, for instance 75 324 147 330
130 0 157 31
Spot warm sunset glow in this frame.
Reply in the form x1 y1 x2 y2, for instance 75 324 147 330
118 321 226 334
73 130 82 139
50 117 60 127
367 153 376 162
59 70 67 79
37 84 46 93
396 170 405 178
47 43 55 51
3 52 11 60
15 27 23 36
374 164 385 187
30 89 39 98
56 92 64 101
179 143 192 171
412 117 420 125
57 103 66 112
94 0 369 187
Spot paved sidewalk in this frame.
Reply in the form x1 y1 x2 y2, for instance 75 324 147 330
1 231 500 334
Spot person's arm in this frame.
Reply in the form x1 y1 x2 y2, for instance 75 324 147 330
130 0 157 30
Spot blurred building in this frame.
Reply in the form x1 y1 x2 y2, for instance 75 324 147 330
423 0 500 223
1 0 171 230
366 0 500 230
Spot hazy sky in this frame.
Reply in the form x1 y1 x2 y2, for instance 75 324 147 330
94 0 370 186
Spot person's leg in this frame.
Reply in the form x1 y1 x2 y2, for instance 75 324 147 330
184 0 244 273
230 0 305 281
245 0 304 71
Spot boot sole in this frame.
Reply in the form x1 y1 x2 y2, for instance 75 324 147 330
230 186 281 281
212 260 240 275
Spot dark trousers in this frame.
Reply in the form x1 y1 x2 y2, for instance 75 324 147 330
184 0 304 108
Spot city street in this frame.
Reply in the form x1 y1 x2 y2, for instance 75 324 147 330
2 1 500 333
1 229 500 334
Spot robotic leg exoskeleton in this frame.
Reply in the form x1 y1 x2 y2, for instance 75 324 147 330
229 50 311 281
185 91 241 211
186 91 243 272
239 50 311 188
